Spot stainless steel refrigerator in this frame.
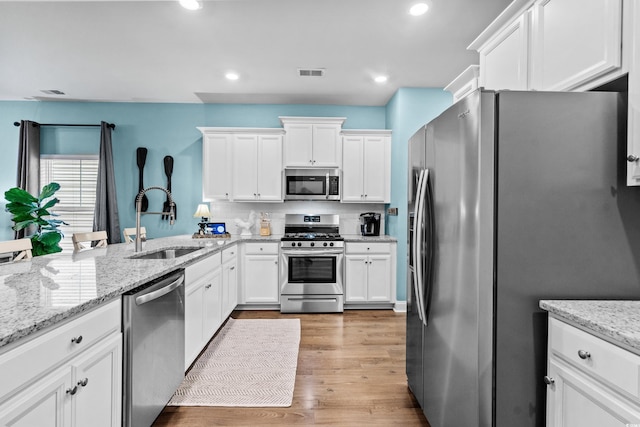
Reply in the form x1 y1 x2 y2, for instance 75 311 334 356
407 89 640 427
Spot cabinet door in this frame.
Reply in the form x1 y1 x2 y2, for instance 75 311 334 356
73 333 122 427
312 124 341 167
232 134 258 201
367 255 391 302
202 269 222 342
480 14 529 90
283 124 313 167
0 365 71 427
184 281 204 368
628 2 640 185
222 259 238 317
362 136 387 202
345 255 368 302
257 135 283 201
546 359 640 427
202 134 232 200
531 0 622 91
243 255 279 304
341 136 365 202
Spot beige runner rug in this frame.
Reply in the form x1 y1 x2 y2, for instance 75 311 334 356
168 318 300 407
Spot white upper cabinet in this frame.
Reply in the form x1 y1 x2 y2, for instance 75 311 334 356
529 0 623 91
625 1 640 185
199 127 284 201
468 0 624 92
341 130 391 203
280 117 346 168
474 12 530 90
232 132 283 202
200 132 232 201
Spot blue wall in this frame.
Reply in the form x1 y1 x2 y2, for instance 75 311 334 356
385 88 452 301
0 93 451 301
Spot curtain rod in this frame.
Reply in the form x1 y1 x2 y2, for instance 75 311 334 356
13 121 116 129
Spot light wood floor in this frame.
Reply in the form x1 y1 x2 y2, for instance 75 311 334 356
154 310 431 426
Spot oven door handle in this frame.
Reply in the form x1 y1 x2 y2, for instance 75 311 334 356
135 275 185 306
281 249 344 256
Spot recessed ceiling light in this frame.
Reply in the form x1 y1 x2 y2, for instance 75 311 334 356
179 0 202 11
409 3 429 16
374 76 388 84
225 72 239 81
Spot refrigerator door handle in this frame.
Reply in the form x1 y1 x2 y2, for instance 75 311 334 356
415 169 429 325
412 169 426 322
423 168 435 324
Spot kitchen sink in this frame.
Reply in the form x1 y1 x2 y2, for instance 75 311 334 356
127 247 200 260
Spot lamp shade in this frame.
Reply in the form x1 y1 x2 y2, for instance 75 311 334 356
193 204 211 218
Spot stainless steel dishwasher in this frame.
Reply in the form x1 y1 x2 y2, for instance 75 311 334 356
122 269 185 427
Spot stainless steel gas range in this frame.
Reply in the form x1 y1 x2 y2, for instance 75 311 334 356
279 214 344 313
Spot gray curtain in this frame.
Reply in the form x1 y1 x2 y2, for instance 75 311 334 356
93 122 121 243
16 120 41 238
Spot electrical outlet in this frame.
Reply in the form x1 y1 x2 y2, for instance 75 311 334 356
387 207 398 216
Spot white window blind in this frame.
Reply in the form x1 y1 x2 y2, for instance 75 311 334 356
40 155 99 253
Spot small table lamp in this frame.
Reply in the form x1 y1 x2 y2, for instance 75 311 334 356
193 204 211 234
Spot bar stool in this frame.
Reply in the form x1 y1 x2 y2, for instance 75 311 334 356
72 231 108 250
0 238 33 261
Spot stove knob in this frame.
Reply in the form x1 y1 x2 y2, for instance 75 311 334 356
310 242 315 247
323 242 328 247
297 242 302 247
291 242 296 247
330 242 334 247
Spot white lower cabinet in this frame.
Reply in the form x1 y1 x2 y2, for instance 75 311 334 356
222 247 238 318
241 242 279 305
184 252 223 369
0 300 122 427
545 318 640 426
344 242 395 305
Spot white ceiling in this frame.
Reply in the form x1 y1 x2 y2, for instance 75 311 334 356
0 0 516 106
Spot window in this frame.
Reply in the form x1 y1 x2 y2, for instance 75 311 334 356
40 155 99 252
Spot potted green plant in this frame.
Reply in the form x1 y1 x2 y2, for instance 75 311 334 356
4 182 67 256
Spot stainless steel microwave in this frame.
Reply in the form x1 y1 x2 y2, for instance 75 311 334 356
284 169 340 201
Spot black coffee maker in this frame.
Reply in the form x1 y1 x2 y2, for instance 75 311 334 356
359 212 381 236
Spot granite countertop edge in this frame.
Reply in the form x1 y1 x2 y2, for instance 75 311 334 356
540 300 640 353
0 234 275 350
0 233 396 350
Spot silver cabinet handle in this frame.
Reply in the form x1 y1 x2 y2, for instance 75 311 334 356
578 350 591 360
230 266 235 270
205 284 212 289
627 155 639 162
543 376 555 385
71 335 83 344
66 386 78 395
78 378 89 387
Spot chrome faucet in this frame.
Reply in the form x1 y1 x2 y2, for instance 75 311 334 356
135 186 175 252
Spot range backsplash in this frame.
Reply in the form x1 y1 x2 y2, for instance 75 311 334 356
208 201 386 236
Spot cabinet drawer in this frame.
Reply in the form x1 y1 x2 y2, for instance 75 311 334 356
0 299 121 402
244 242 278 255
549 318 640 400
345 242 391 254
222 246 237 263
185 252 221 283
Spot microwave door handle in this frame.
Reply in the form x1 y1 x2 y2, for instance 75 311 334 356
326 173 330 200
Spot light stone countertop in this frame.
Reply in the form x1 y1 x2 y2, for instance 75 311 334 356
540 300 640 353
0 232 396 351
0 234 281 351
342 234 397 243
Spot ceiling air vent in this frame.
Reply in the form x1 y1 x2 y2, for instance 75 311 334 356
41 89 65 95
298 68 325 77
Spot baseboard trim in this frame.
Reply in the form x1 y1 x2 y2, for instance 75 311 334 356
393 301 407 312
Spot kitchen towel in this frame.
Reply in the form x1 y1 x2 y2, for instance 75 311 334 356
168 318 300 407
